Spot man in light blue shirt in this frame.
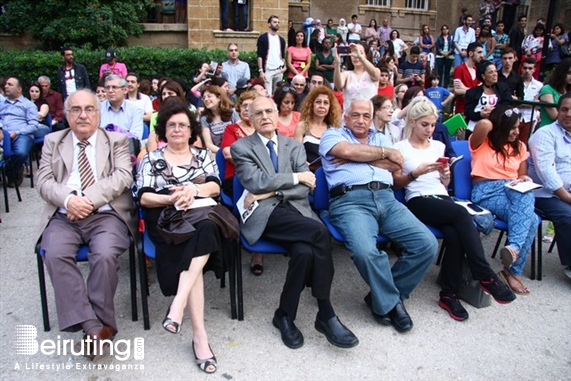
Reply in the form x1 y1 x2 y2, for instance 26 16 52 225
528 93 571 279
453 15 476 66
319 99 437 333
221 43 251 96
0 76 38 186
99 75 143 139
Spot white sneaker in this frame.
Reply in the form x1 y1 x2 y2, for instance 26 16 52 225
542 235 554 243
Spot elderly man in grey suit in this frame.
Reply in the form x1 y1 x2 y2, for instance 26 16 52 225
36 89 137 360
231 96 358 350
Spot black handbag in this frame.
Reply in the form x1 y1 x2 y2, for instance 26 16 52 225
437 258 491 308
157 204 239 245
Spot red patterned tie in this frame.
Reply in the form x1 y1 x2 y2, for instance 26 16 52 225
77 141 95 190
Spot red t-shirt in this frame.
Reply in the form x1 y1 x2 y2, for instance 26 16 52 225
453 63 481 114
377 84 395 99
220 123 250 180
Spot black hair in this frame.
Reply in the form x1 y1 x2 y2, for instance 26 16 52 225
487 104 522 166
558 93 571 109
155 97 200 145
410 46 421 55
273 86 299 110
126 72 139 82
467 41 483 54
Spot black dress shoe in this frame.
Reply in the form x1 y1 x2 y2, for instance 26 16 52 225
388 300 413 333
315 315 359 348
272 312 303 349
364 292 391 326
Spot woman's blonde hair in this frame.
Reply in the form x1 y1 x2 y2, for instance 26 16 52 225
299 86 342 132
402 96 438 140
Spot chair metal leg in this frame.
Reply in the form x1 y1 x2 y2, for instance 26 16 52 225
236 239 244 321
491 230 506 258
138 239 151 330
29 151 34 188
36 247 51 331
2 169 9 213
435 242 446 266
128 237 138 321
228 239 237 320
548 238 556 253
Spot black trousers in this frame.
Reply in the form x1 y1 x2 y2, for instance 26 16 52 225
261 202 333 320
407 196 495 295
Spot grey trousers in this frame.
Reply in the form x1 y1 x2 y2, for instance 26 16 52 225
41 211 129 333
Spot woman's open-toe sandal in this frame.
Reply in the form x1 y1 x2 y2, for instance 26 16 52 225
162 306 182 334
499 246 518 268
193 342 217 374
499 270 530 296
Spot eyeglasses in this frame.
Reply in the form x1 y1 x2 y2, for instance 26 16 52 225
378 105 393 110
504 108 521 118
252 108 276 118
67 106 98 116
166 122 191 130
105 85 124 91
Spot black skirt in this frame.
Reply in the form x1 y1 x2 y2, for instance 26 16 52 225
145 207 227 296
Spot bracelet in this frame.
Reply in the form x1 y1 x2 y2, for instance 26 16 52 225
408 171 417 181
193 183 200 196
381 147 385 160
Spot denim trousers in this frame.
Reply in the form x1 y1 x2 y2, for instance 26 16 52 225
329 189 438 315
435 57 453 89
535 197 571 266
407 196 496 296
471 180 540 276
454 52 467 67
220 0 229 29
6 134 33 180
233 3 248 31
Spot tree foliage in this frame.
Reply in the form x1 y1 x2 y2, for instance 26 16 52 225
0 0 153 50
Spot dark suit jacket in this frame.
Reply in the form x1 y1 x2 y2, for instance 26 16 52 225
230 133 317 245
36 128 137 241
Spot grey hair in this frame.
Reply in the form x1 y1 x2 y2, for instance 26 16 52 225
402 96 439 140
292 74 306 85
344 98 374 117
64 89 101 113
104 74 127 88
248 98 278 118
37 76 51 85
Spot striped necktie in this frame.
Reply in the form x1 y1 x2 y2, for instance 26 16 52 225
77 141 95 191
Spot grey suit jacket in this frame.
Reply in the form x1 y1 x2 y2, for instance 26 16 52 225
231 133 318 245
36 128 137 241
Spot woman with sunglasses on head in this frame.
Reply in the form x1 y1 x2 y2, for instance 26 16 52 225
469 104 540 295
294 86 341 171
333 42 381 111
273 85 300 138
200 85 239 153
435 25 455 89
464 60 513 138
393 97 516 321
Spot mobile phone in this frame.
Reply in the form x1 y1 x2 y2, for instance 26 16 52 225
467 203 484 213
436 157 450 165
337 46 351 56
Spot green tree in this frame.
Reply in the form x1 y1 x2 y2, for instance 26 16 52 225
0 0 153 50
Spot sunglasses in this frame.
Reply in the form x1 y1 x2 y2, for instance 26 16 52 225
504 108 521 118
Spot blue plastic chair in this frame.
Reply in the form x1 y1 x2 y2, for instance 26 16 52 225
1 135 23 212
215 149 233 208
142 123 150 140
313 167 389 245
36 235 138 332
451 140 541 280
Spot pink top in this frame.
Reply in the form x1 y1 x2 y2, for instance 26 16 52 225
277 111 300 138
470 137 529 180
99 62 128 78
287 46 312 79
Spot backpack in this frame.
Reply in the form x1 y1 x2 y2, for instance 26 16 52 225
560 42 571 58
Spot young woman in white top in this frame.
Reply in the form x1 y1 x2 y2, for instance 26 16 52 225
333 42 380 111
393 97 516 322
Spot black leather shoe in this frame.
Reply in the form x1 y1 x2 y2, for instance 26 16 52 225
272 312 303 349
388 300 413 333
364 292 391 326
315 315 359 348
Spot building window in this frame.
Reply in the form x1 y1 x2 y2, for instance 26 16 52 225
366 0 390 6
405 0 427 10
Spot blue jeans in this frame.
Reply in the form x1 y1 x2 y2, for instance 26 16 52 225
493 57 503 71
220 0 229 29
471 180 540 276
6 134 33 180
435 57 453 88
233 2 248 31
535 197 571 266
454 52 467 67
329 189 438 315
